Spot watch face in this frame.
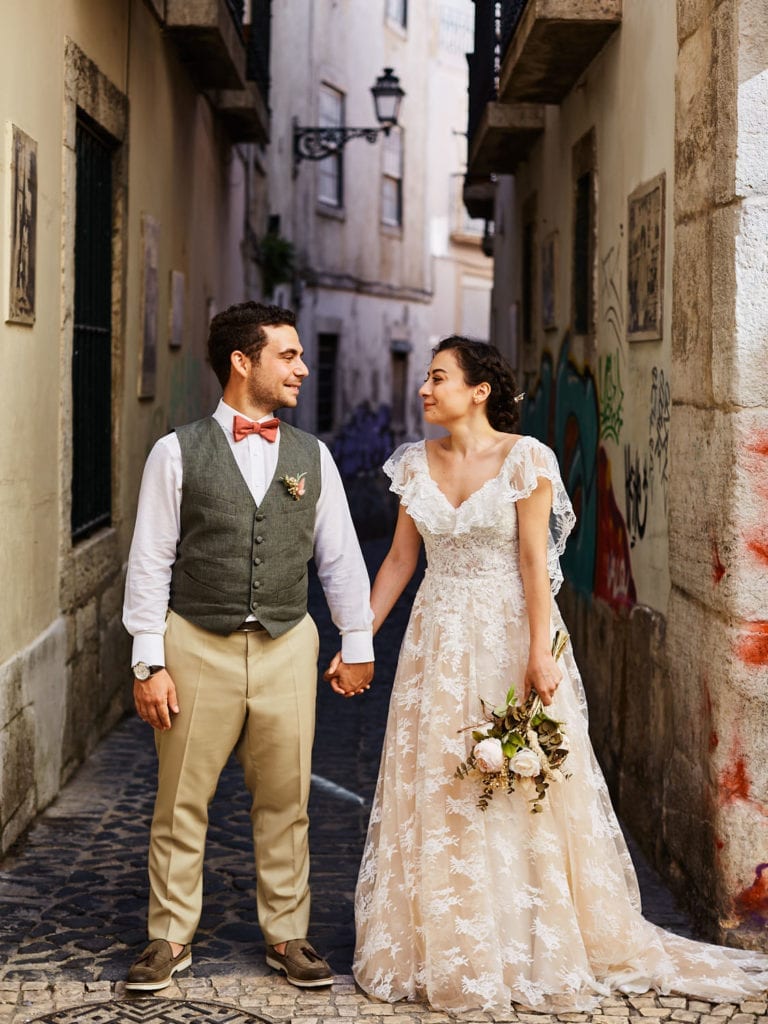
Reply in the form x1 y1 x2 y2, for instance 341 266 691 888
133 663 150 680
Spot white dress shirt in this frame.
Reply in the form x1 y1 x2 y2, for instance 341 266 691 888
123 400 374 666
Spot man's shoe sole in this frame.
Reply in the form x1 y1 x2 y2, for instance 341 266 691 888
265 953 333 988
125 952 192 992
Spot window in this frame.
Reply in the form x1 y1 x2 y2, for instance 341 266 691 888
386 0 407 28
316 333 339 433
522 220 534 345
381 129 403 227
71 116 115 540
573 173 593 334
571 129 597 338
317 85 344 208
391 347 409 433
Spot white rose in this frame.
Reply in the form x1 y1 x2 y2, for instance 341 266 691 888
509 747 542 778
473 737 505 773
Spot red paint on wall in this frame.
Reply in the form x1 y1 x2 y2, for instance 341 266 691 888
711 541 726 584
593 447 637 611
746 436 768 458
734 863 768 920
719 756 750 804
746 536 768 566
735 622 768 666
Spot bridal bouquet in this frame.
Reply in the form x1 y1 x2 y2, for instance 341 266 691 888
454 630 571 813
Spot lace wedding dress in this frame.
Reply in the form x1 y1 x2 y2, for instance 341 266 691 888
353 437 768 1015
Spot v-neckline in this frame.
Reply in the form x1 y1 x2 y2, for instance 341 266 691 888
421 436 527 511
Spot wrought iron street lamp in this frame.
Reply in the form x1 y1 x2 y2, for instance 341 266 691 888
293 68 405 172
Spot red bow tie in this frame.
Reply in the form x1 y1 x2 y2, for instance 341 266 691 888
232 415 280 443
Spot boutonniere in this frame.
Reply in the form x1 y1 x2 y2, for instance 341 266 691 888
280 472 307 500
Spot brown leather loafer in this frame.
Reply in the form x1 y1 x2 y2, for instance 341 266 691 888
125 939 192 991
266 939 333 987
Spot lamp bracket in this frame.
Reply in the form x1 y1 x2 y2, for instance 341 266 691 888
292 120 391 173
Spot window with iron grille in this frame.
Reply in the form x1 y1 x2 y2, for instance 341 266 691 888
317 85 344 208
381 128 403 227
573 171 593 335
71 116 114 541
316 333 339 433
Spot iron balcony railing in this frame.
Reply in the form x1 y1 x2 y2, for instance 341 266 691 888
247 0 272 105
499 0 529 59
467 0 499 150
226 0 245 36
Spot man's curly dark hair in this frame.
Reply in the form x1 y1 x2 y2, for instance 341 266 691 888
207 301 297 389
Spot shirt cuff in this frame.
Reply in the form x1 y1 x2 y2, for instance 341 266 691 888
130 633 166 669
340 630 374 664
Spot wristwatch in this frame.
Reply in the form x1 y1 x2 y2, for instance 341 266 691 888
132 662 164 681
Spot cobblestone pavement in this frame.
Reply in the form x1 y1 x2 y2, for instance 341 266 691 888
1 541 764 1024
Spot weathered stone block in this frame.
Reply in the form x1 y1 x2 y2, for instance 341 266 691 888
731 203 768 408
675 22 717 220
677 0 714 47
671 215 713 406
0 706 35 830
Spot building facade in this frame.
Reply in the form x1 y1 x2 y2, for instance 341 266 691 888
266 0 493 498
0 0 271 853
466 0 768 947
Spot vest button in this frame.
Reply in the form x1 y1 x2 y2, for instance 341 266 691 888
255 535 264 543
252 581 260 589
253 558 261 566
255 513 265 522
250 602 257 612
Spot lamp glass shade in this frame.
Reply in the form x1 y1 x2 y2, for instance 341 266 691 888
371 67 404 126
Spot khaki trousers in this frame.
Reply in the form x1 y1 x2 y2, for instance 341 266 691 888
148 610 319 946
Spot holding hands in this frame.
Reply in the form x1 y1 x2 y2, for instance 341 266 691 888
324 652 373 697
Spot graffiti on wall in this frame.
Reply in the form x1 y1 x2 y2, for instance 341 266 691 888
333 403 394 478
648 366 670 508
523 334 636 610
600 239 624 349
624 444 649 548
599 351 624 444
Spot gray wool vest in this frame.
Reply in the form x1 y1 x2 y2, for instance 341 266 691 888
170 417 321 637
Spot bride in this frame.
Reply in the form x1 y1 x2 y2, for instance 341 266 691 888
349 336 768 1014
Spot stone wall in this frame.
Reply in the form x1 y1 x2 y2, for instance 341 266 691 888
666 0 768 947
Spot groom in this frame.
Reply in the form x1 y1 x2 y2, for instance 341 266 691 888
122 301 374 992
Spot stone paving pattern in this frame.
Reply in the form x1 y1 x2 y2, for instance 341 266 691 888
1 541 765 1023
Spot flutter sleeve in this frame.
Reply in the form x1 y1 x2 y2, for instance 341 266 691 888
382 441 422 499
508 437 576 596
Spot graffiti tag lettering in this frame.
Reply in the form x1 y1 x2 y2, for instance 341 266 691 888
624 444 649 548
648 366 670 508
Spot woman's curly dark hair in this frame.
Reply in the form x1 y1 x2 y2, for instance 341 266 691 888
433 336 521 433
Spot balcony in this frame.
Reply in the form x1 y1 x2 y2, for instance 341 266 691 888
498 0 622 104
165 0 247 90
212 82 269 143
164 0 271 143
468 101 544 176
463 174 495 222
465 0 544 190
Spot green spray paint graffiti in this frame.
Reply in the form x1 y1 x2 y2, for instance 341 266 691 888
598 350 624 443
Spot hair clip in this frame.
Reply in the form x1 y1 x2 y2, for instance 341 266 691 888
513 392 526 404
